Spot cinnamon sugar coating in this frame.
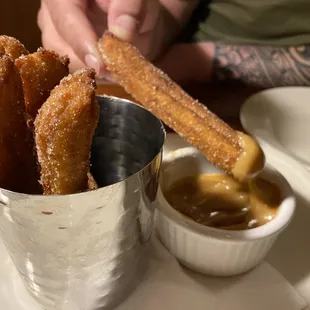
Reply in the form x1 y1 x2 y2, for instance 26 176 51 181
34 69 100 195
99 32 242 173
15 48 70 122
0 35 28 61
0 55 41 193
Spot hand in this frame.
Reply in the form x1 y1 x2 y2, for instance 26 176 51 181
157 42 215 84
38 0 163 76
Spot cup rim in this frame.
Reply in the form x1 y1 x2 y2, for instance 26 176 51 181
157 147 296 241
0 95 166 199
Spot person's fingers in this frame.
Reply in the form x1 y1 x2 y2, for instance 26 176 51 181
139 0 160 34
94 0 110 12
88 1 108 37
156 43 214 83
43 0 104 73
130 0 160 59
105 0 146 41
37 2 45 32
39 4 89 73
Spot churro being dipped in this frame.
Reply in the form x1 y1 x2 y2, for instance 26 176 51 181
34 69 100 195
15 48 70 123
99 32 265 181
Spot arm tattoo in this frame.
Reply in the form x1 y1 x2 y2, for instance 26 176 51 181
213 44 310 87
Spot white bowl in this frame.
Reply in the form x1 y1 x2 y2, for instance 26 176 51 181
155 147 296 276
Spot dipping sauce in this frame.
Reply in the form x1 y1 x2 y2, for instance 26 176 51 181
232 132 265 183
164 174 281 230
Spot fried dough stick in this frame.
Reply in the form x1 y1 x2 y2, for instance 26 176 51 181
87 172 99 191
17 50 97 191
99 32 264 178
0 55 41 193
35 69 100 195
0 45 4 56
15 49 70 123
0 35 28 61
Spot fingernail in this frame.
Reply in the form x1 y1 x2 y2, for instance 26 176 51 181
84 54 105 78
110 14 137 41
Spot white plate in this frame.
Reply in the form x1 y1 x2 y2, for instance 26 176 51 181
241 87 310 170
241 87 310 304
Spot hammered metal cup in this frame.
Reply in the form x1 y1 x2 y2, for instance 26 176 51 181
0 96 166 310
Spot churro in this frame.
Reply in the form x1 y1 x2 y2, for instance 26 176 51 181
34 69 100 195
0 35 28 61
87 172 99 191
99 32 264 180
15 48 70 123
0 55 40 194
0 36 99 195
0 44 4 56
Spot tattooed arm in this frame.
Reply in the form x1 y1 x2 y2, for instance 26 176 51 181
213 44 310 87
158 42 310 87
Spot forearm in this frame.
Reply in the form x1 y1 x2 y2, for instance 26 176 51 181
212 44 310 88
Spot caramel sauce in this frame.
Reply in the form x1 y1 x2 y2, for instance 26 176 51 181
164 174 281 231
232 132 265 183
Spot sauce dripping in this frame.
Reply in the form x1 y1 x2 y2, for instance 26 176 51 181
232 132 265 183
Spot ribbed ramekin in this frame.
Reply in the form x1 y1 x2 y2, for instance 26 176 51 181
155 147 295 276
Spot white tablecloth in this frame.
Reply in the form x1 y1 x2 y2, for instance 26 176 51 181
116 237 307 310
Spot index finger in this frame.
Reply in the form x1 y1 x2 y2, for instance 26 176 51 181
43 0 104 72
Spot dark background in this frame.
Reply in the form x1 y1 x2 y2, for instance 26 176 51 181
1 0 41 51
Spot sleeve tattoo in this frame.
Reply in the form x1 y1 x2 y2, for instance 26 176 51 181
213 44 310 87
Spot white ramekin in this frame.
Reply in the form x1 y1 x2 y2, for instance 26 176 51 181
155 147 296 276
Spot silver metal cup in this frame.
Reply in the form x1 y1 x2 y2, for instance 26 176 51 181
0 96 166 310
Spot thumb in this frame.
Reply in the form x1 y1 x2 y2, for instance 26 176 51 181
106 0 146 41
